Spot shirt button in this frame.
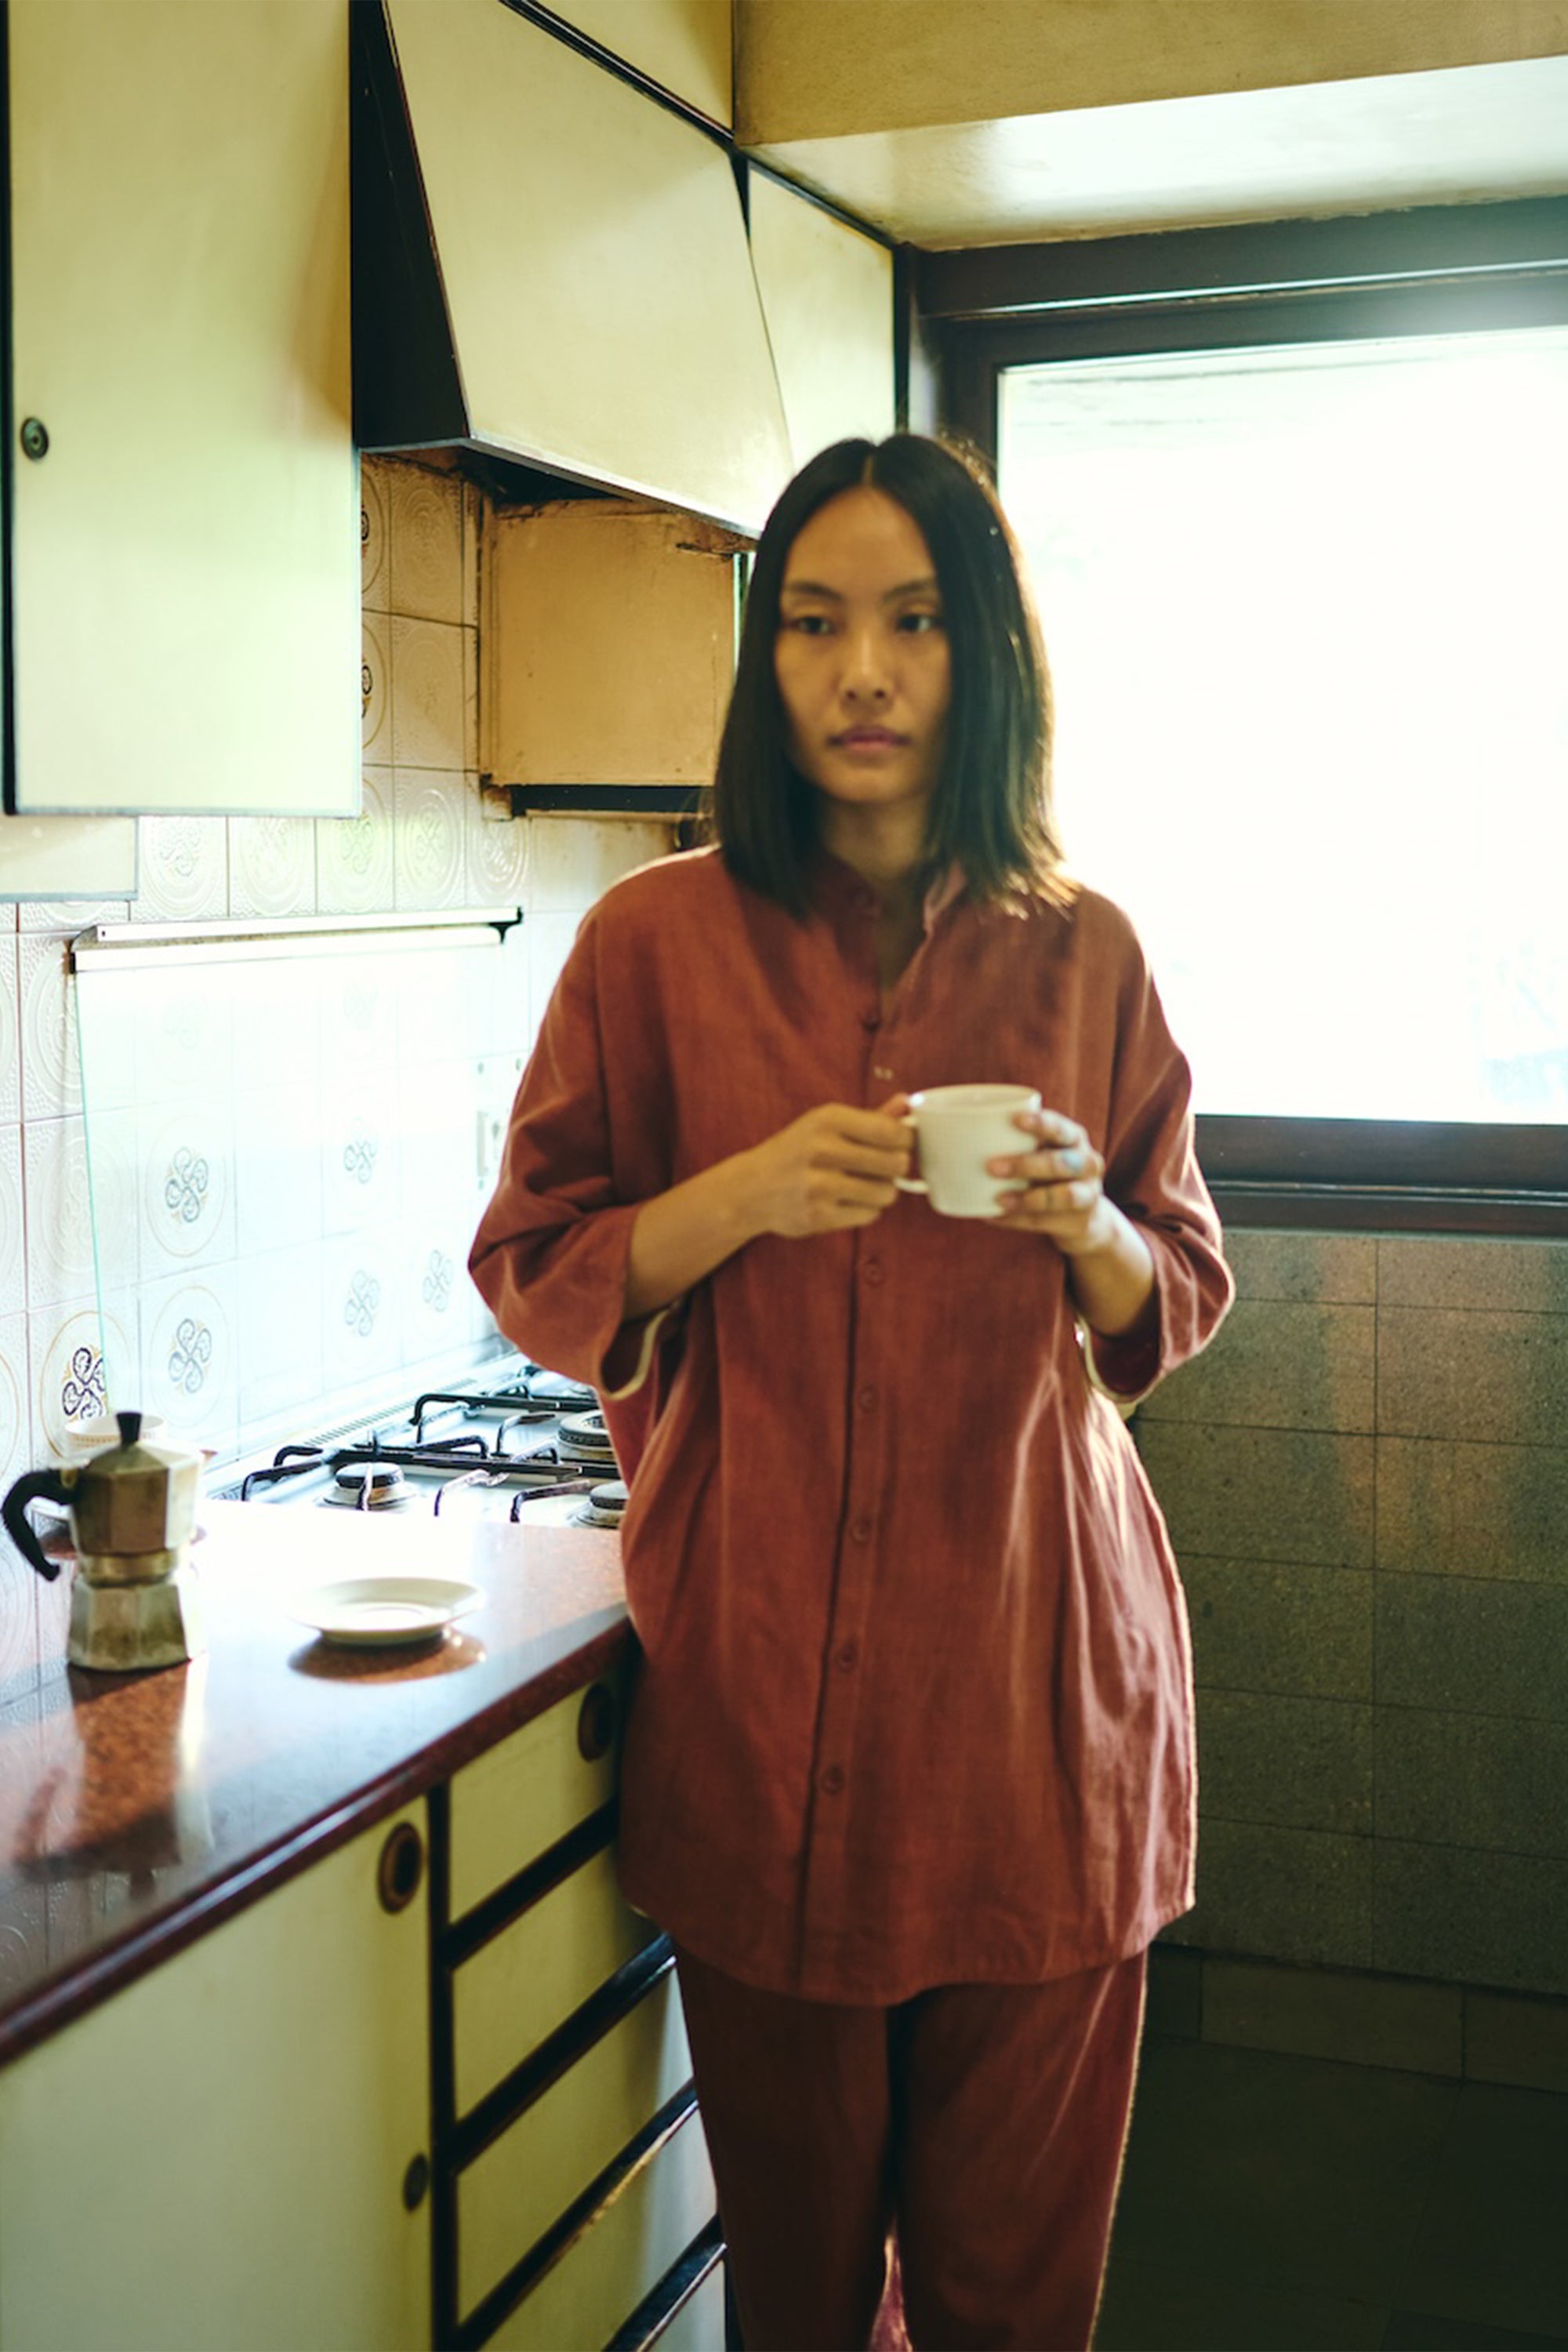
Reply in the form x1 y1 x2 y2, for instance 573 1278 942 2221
872 1065 893 1081
849 1515 873 1544
857 1385 878 1413
834 1642 859 1673
863 1259 884 1287
820 1766 845 1795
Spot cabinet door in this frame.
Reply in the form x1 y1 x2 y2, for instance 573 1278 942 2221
0 1809 431 2352
380 0 791 534
6 0 358 816
546 0 731 128
747 173 897 472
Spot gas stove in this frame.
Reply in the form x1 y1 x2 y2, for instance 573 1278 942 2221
208 1352 628 1534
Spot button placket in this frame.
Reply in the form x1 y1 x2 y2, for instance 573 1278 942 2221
800 1222 892 1922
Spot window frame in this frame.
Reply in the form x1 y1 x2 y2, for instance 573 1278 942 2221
917 197 1568 1234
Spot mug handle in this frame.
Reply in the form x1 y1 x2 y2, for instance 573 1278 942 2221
894 1112 927 1193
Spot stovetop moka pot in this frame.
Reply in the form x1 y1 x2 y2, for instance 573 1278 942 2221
3 1410 204 1671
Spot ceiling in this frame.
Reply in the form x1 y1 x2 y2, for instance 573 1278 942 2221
744 56 1568 249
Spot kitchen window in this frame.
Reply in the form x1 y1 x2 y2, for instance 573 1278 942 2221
924 198 1568 1230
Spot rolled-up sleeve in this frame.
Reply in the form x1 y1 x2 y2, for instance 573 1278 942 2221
1083 918 1233 1403
469 913 672 1397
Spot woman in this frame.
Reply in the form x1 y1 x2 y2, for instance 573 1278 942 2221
471 434 1232 2351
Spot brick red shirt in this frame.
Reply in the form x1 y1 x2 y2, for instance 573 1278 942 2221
471 846 1232 2003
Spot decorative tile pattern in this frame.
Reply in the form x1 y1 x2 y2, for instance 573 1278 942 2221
229 814 316 920
317 768 394 915
0 1128 23 1318
388 465 463 625
233 1083 323 1257
132 816 228 923
231 960 321 1091
394 770 467 910
466 782 531 909
140 1270 238 1455
322 1087 399 1237
397 943 474 1073
17 898 133 933
361 614 390 760
0 1312 30 1493
0 937 19 1123
18 935 80 1121
21 1120 97 1309
322 1232 402 1392
390 618 464 771
526 817 670 913
403 1225 467 1365
320 961 395 1069
361 460 389 613
235 1244 324 1446
140 1102 235 1273
31 1300 136 1460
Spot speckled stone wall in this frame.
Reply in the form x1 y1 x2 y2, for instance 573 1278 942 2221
1138 1229 1568 2000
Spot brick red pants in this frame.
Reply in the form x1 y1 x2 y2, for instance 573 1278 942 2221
672 1944 1148 2352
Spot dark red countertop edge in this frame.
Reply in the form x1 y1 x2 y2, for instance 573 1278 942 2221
0 1615 632 2069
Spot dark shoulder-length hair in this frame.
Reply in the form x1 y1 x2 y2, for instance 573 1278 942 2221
711 433 1063 915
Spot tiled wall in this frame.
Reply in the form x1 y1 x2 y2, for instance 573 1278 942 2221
0 454 671 1685
1138 1229 1568 2001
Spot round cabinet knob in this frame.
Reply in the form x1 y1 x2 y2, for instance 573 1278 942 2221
376 1818 425 1914
20 418 49 460
577 1682 617 1762
401 2153 430 2212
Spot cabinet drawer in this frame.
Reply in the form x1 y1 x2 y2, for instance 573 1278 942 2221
488 2101 715 2352
448 1668 625 1918
646 2259 727 2352
458 1964 691 2319
454 1841 660 2114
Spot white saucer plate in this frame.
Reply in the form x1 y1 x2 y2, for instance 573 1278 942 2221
291 1575 482 1646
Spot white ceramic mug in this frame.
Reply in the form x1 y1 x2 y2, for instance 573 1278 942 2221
896 1083 1042 1218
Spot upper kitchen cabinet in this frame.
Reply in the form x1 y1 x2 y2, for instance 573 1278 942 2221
546 0 732 129
354 0 792 536
4 0 358 818
484 500 741 808
746 173 896 470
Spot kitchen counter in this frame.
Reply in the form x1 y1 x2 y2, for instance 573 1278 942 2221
0 1501 628 2065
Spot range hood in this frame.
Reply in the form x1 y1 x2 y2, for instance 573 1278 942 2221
352 0 793 538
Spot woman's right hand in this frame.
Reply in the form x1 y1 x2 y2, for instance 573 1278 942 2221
734 1098 912 1240
624 1098 911 1323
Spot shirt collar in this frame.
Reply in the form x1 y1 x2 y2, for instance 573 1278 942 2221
808 848 970 934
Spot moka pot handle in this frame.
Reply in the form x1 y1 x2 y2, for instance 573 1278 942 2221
2 1466 76 1583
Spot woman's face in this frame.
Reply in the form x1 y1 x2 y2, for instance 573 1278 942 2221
773 488 951 824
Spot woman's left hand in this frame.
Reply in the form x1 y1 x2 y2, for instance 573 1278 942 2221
987 1108 1115 1259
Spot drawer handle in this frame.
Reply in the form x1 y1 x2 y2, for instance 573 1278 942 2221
377 1819 426 1914
402 2153 430 2212
577 1682 616 1762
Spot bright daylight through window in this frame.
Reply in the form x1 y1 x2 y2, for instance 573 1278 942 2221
1000 326 1568 1123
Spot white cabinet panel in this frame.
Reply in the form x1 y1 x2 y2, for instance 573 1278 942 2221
458 1963 693 2318
455 1839 660 2112
490 2103 717 2352
0 1809 431 2351
484 503 737 789
748 173 897 470
7 0 358 816
448 1668 625 1917
550 0 731 126
0 815 136 899
384 0 791 534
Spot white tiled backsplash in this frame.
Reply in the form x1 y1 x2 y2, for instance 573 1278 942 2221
0 456 673 1485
